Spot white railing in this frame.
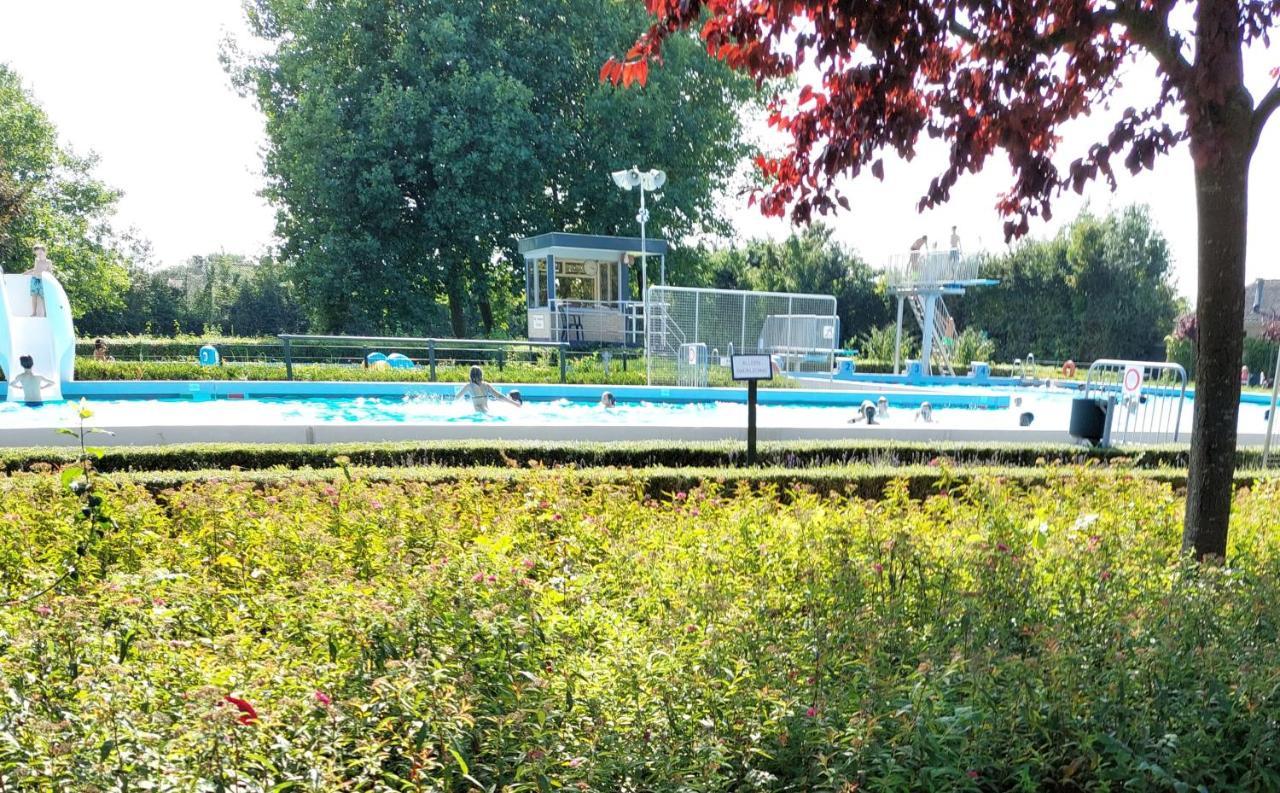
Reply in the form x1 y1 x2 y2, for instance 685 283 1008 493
1084 359 1188 445
884 249 981 288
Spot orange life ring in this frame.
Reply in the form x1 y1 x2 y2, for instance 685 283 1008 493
1062 360 1077 378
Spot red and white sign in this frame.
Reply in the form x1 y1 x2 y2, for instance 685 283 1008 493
1122 365 1144 397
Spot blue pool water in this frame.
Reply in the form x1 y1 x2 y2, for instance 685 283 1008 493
0 384 1272 437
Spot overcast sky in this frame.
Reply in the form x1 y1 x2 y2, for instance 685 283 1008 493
0 0 1276 300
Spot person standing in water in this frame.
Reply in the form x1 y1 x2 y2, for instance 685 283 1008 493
25 245 54 317
8 355 55 405
455 366 520 413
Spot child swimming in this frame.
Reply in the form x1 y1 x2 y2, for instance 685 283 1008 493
599 391 616 408
848 400 877 425
914 401 933 423
455 366 520 413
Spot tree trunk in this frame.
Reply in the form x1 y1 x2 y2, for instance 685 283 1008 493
447 274 468 338
1182 149 1249 560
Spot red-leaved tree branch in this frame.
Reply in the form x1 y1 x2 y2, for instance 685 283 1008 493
605 1 1275 237
605 0 1279 560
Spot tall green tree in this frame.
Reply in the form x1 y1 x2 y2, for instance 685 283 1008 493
228 0 755 337
954 206 1180 362
0 64 131 318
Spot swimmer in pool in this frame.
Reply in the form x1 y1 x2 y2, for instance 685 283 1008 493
455 366 520 413
915 401 933 423
876 395 890 418
7 355 55 405
507 389 523 406
600 391 616 408
848 400 877 425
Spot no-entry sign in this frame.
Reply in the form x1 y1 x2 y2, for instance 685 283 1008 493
1122 365 1144 397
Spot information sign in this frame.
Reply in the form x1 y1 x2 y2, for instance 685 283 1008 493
731 354 774 381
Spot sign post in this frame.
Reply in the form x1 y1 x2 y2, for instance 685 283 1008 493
731 354 774 465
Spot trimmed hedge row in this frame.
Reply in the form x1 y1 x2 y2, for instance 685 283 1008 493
0 438 1262 475
98 461 1280 499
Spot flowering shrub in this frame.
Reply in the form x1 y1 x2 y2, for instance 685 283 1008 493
2 471 1280 789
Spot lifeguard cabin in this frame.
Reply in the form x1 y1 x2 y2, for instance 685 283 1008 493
519 232 667 346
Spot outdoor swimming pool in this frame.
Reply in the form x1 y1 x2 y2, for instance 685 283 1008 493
0 381 1274 447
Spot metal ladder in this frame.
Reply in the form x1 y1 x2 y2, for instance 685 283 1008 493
908 293 956 376
646 300 687 356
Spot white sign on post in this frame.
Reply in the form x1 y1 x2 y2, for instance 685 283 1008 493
1122 365 1144 397
731 354 774 381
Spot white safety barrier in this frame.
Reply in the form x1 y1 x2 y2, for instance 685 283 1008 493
1084 359 1188 445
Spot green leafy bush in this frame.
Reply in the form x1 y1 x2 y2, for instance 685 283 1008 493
951 326 996 365
3 470 1280 789
857 322 916 362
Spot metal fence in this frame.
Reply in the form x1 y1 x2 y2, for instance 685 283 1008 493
1084 359 1188 445
883 249 981 288
645 286 838 386
278 335 571 382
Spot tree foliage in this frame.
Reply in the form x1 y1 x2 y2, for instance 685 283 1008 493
694 224 892 345
79 254 306 338
609 0 1280 558
955 206 1180 362
228 0 756 337
0 65 131 318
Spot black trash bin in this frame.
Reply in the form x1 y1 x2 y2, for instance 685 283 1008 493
1069 397 1107 444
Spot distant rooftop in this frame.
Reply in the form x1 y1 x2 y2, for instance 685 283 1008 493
1244 278 1280 337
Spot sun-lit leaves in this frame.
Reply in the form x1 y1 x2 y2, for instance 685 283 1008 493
4 470 1280 787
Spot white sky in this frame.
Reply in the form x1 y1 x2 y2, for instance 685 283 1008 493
0 0 1276 300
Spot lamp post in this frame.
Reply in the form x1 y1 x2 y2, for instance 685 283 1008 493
611 165 666 300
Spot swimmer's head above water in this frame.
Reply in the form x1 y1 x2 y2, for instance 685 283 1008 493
915 401 933 422
848 400 877 425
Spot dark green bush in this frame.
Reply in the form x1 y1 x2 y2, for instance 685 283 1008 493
0 438 1261 476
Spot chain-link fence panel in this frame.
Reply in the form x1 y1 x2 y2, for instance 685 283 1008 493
645 286 838 386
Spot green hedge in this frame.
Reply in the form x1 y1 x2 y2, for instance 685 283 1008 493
2 438 1267 476
6 470 1280 789
101 461 1280 499
72 358 651 385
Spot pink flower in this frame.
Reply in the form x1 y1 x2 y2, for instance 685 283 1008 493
967 769 979 779
675 491 687 500
370 500 384 510
486 574 497 584
872 562 884 574
552 513 562 521
1099 569 1112 581
805 706 817 717
471 572 485 583
322 486 337 497
996 542 1010 553
314 690 332 707
33 604 52 617
521 558 536 570
568 757 585 768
